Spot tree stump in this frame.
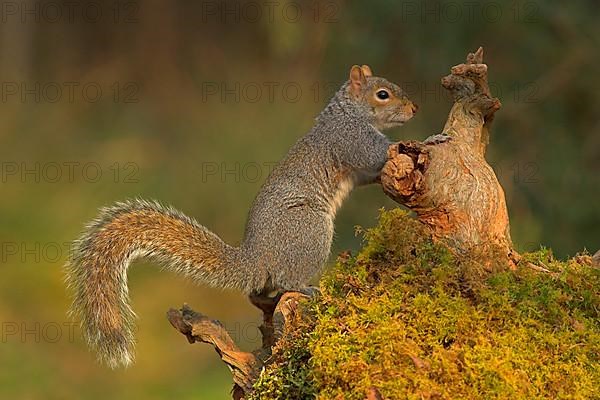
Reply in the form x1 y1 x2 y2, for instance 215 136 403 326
167 48 521 398
381 47 517 268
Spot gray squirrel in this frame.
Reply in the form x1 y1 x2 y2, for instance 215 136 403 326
65 65 418 368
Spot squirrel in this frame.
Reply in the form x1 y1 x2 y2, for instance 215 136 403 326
65 65 418 368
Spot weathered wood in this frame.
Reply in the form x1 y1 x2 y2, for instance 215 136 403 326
381 47 516 267
167 292 309 399
167 304 260 393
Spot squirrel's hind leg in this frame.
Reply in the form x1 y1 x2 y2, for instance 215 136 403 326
249 289 282 312
248 285 319 313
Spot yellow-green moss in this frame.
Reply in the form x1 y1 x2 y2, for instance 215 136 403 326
251 209 600 399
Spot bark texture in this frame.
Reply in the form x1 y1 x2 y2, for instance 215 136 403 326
381 47 516 266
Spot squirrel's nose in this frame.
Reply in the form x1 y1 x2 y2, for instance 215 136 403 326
411 103 419 114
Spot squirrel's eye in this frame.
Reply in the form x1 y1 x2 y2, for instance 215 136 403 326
376 90 390 100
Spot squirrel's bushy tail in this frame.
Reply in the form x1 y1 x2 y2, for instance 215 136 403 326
65 199 253 368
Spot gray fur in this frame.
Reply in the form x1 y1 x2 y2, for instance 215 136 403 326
65 73 414 367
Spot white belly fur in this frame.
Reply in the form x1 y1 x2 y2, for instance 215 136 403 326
329 177 355 216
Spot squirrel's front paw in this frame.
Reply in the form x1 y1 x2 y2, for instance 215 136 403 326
424 133 452 145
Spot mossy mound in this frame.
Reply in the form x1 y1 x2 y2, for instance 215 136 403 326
251 209 600 399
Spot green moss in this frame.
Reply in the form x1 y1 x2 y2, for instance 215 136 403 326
252 209 600 399
249 300 317 400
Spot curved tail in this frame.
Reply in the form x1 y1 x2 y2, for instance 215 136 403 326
65 199 256 368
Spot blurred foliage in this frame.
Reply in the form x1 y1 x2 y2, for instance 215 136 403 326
253 209 600 399
0 0 598 398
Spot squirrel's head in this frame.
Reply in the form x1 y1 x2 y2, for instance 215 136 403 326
347 65 418 130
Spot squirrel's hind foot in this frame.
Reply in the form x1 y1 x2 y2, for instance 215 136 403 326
295 286 321 298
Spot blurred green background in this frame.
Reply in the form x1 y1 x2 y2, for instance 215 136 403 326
0 0 598 399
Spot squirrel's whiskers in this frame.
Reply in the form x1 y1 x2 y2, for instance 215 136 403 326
65 65 417 368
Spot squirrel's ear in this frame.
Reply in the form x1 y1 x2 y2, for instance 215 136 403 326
361 65 373 77
349 65 367 96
